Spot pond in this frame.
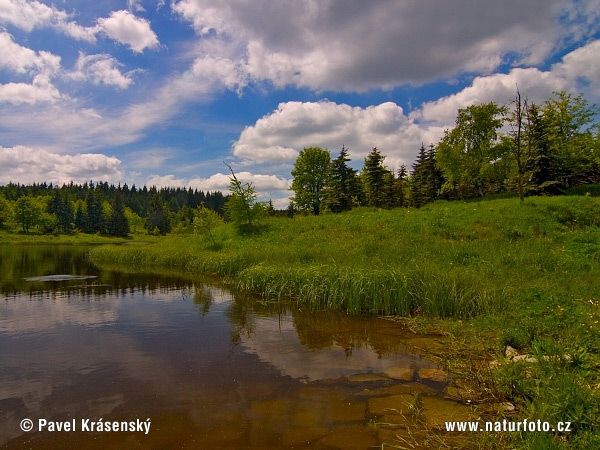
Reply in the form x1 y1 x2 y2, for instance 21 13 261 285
0 245 470 449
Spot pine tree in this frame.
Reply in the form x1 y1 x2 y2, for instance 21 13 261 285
84 190 103 233
145 194 171 235
362 147 387 208
48 191 74 234
526 103 563 194
410 144 443 207
108 192 129 237
395 164 408 207
323 146 360 213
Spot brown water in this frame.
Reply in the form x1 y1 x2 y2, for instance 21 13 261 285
0 245 472 449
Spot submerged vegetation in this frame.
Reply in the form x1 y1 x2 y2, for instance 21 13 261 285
91 195 600 448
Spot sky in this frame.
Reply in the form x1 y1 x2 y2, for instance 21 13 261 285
1 0 600 208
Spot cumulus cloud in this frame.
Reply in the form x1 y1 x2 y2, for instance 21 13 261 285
418 39 600 125
68 53 135 89
0 2 159 52
0 146 123 184
0 75 60 104
0 31 61 76
0 0 95 41
233 101 440 169
172 0 598 91
96 10 159 53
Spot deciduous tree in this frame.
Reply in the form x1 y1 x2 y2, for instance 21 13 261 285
291 147 331 215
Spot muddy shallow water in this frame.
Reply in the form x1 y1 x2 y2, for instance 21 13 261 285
0 245 474 449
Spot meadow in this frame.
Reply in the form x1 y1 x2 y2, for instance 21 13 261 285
90 196 600 448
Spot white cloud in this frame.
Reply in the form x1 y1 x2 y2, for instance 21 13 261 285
172 0 598 91
127 0 146 12
0 146 123 184
69 53 135 89
96 10 159 53
191 55 248 92
0 2 159 52
0 0 95 41
0 31 61 76
0 75 60 104
233 100 436 169
418 39 600 126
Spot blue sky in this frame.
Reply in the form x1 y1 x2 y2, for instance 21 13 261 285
1 0 600 207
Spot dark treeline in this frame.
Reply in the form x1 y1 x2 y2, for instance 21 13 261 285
290 90 600 214
0 181 227 236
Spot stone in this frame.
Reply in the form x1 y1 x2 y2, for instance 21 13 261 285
488 360 501 369
418 368 449 383
383 367 414 381
505 346 519 358
500 402 516 412
512 354 537 363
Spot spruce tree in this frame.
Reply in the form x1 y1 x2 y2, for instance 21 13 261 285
84 190 103 233
395 164 408 208
324 146 359 213
362 147 387 208
109 192 129 237
526 103 563 194
48 190 73 233
411 144 443 207
145 194 171 235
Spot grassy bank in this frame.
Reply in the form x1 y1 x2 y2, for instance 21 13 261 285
0 230 158 245
90 196 600 448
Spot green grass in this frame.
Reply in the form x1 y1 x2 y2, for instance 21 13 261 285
90 196 600 448
0 230 158 245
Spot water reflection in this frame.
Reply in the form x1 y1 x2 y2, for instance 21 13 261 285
0 245 452 449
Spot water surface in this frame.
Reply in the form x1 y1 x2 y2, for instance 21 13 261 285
0 245 463 449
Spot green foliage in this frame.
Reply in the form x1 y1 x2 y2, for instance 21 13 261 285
84 191 104 234
323 146 361 213
362 147 388 207
108 192 129 237
411 144 444 207
14 196 41 233
437 102 508 198
47 191 73 233
224 164 266 232
541 91 600 188
0 194 11 229
194 205 224 247
124 207 144 234
145 194 171 235
290 146 331 215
